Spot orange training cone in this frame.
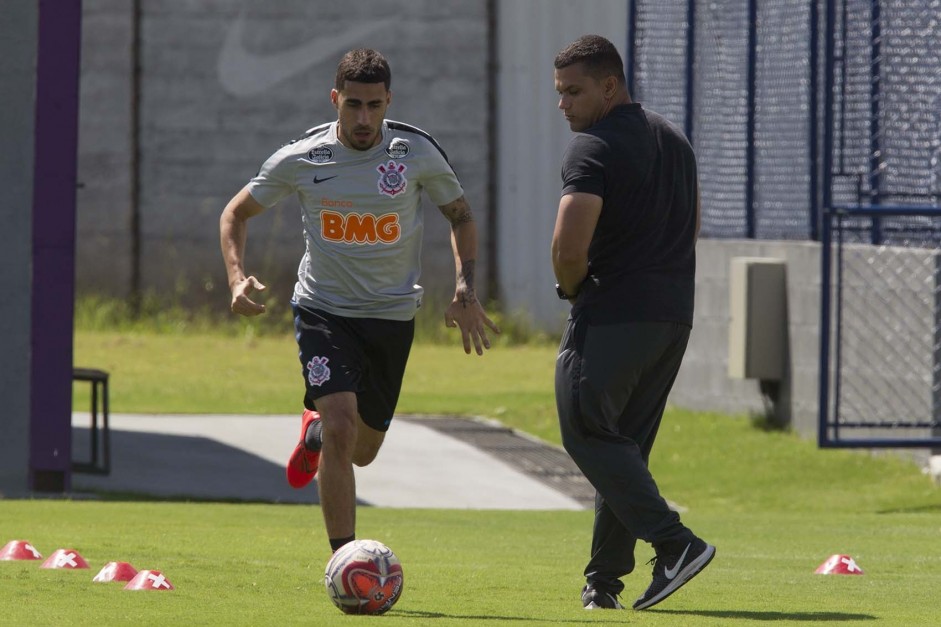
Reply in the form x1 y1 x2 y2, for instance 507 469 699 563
0 540 43 561
93 561 139 582
41 549 90 569
123 570 174 590
815 554 864 575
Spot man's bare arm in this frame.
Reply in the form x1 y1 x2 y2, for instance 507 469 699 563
551 192 602 299
439 195 478 306
219 186 268 316
438 195 500 354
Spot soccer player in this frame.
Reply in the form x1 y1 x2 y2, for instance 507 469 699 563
550 35 715 610
220 48 499 553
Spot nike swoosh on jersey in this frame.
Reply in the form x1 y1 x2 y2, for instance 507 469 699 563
313 175 337 184
217 15 394 96
664 543 691 580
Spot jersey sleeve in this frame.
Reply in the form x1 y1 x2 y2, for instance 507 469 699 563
561 134 606 198
417 140 465 206
246 145 297 208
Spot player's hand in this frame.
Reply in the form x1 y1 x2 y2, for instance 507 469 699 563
230 276 267 316
444 294 501 355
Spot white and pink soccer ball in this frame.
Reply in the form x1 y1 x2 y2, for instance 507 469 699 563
324 539 403 615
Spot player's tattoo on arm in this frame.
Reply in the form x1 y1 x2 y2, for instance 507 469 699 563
440 196 478 308
439 196 475 227
457 260 478 308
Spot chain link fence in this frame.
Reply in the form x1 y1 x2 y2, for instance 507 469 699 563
822 207 941 446
629 0 941 240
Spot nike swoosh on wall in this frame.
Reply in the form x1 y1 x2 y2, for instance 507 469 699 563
217 15 394 97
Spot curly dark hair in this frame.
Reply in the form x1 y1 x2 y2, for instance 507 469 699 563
554 35 625 84
335 48 391 91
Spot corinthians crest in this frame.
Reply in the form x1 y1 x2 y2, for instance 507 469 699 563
376 160 408 197
306 356 331 387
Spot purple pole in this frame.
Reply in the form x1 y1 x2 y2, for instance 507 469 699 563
29 0 82 492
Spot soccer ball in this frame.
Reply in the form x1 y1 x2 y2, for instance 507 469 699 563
324 539 403 615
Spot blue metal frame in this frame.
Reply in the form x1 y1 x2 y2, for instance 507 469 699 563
820 204 941 448
822 0 941 447
744 0 758 238
684 0 696 144
819 0 837 448
626 0 637 97
869 0 883 244
808 0 820 240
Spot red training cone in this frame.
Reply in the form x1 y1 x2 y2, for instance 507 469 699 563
93 561 139 583
815 554 864 575
41 549 89 569
0 540 43 561
123 570 174 591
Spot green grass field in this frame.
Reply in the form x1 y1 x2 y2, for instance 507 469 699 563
1 502 938 626
3 319 938 625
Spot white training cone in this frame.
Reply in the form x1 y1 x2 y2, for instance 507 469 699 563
0 540 42 561
123 569 175 591
40 549 89 569
93 561 139 582
815 554 864 575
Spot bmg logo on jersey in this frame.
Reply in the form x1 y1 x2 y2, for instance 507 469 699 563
320 210 401 245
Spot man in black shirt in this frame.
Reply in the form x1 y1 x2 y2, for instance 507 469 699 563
551 34 714 611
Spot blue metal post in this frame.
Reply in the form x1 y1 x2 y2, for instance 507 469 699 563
869 0 883 244
809 0 820 240
684 0 696 143
745 0 758 238
626 0 637 97
819 0 836 447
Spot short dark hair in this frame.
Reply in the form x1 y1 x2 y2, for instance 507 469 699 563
554 35 625 84
335 48 391 91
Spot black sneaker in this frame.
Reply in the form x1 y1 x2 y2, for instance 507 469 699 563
632 538 715 610
581 584 624 610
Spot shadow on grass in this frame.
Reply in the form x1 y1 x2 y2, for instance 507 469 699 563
877 502 941 514
749 411 790 433
390 610 604 623
651 609 877 622
393 609 877 623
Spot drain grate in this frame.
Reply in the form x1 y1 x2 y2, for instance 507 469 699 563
399 415 595 508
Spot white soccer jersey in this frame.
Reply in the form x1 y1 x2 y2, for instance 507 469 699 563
247 120 464 320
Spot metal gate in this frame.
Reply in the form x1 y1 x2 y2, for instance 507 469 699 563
817 0 941 447
819 205 941 447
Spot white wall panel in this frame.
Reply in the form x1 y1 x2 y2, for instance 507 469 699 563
496 0 628 329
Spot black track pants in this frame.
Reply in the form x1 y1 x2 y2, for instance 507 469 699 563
555 315 695 592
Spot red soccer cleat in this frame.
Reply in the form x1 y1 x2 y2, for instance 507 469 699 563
286 410 322 489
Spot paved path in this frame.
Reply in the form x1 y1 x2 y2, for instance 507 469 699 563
71 414 590 510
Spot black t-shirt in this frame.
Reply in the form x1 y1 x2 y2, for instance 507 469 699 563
560 103 698 325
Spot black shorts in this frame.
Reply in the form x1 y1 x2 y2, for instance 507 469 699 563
292 304 414 432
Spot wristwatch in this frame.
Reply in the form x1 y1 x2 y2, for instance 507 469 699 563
555 283 578 300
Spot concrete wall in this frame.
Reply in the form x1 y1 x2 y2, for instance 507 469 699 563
674 238 937 466
0 1 38 496
76 0 490 308
672 239 823 437
495 0 628 327
76 0 134 297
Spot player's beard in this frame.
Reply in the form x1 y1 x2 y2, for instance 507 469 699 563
342 124 380 151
